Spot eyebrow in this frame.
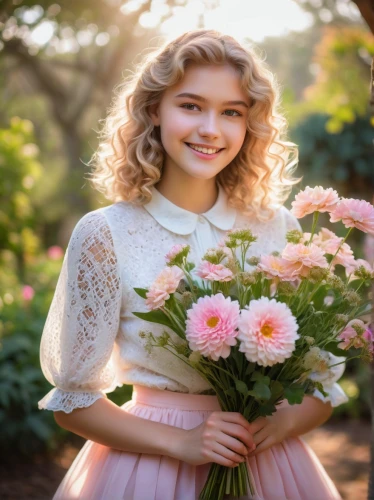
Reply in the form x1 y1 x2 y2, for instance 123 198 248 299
175 92 249 109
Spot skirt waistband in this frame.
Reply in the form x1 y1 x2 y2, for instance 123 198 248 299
132 385 221 411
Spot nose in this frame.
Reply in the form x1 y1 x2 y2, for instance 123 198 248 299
198 112 221 139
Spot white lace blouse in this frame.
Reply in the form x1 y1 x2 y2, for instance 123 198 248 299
38 184 348 413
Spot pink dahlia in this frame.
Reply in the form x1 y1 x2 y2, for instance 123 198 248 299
145 266 184 310
237 297 299 366
196 261 233 282
290 186 339 218
185 293 239 361
282 243 328 277
165 244 188 264
257 255 300 281
330 198 374 235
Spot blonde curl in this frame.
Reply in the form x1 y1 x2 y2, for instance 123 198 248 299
89 29 300 220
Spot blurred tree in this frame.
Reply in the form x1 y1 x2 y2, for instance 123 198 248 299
0 117 43 280
0 0 182 213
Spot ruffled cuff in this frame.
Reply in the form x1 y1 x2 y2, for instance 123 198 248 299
38 387 106 413
312 382 349 407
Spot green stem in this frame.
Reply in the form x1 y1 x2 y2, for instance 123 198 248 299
308 211 320 245
327 227 354 272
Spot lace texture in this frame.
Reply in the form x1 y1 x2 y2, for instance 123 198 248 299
38 202 347 413
38 212 122 413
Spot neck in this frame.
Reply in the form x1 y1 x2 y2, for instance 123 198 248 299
155 169 219 214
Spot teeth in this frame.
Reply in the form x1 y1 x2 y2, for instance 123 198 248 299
189 144 220 155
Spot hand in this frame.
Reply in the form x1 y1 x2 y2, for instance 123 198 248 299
173 411 256 468
247 407 294 457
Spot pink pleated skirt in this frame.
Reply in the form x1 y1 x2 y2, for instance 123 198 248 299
53 385 341 500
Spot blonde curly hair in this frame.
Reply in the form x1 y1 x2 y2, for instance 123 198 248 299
89 29 300 220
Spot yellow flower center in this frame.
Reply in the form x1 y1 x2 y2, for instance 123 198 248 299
206 316 220 328
260 324 273 337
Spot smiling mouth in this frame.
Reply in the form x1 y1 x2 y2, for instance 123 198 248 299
185 143 224 155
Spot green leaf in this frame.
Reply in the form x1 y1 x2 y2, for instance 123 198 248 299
258 402 277 417
133 288 148 299
252 382 271 400
132 310 174 330
284 385 305 405
250 372 270 386
245 362 256 376
270 380 284 401
235 380 248 395
224 387 237 400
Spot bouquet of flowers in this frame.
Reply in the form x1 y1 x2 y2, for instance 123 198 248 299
133 186 374 500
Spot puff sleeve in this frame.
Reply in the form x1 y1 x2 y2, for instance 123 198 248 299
38 211 122 414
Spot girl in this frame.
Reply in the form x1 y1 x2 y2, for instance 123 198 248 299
38 29 348 499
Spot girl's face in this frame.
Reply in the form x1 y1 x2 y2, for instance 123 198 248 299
150 63 250 181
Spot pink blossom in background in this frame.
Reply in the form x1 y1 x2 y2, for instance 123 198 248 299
196 261 233 282
186 293 240 360
145 266 184 310
22 285 35 301
258 255 300 281
165 244 188 264
330 198 374 235
282 243 328 277
237 297 299 366
47 246 64 260
290 186 339 218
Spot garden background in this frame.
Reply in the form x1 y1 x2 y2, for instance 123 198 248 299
0 0 373 498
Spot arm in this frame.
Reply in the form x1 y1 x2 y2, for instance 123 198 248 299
248 395 332 456
54 397 185 456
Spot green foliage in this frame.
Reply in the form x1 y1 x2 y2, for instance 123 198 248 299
290 113 374 200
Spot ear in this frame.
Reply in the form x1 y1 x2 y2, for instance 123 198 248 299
148 103 160 126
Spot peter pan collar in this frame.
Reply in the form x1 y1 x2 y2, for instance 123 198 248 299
143 183 237 235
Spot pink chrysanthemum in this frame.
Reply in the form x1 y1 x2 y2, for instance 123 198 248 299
330 198 374 235
237 297 299 366
290 186 339 218
282 243 328 277
145 266 184 310
185 293 239 361
258 255 300 281
165 244 188 264
305 228 354 269
196 261 233 282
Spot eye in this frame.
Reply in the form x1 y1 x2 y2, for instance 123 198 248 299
181 103 200 111
224 109 242 117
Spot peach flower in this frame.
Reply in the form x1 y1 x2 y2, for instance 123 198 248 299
282 243 328 277
257 255 300 281
145 266 184 310
291 186 339 218
330 198 374 235
196 261 233 282
165 244 188 264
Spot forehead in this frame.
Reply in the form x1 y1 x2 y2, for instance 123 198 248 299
166 63 248 102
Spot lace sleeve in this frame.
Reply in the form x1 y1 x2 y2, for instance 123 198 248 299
38 211 122 414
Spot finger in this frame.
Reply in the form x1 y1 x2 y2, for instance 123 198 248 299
253 426 270 446
220 422 255 450
249 436 274 457
248 417 267 434
212 442 247 465
220 412 253 435
218 431 250 456
210 451 241 468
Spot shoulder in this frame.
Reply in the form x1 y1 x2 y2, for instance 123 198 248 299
235 205 301 232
